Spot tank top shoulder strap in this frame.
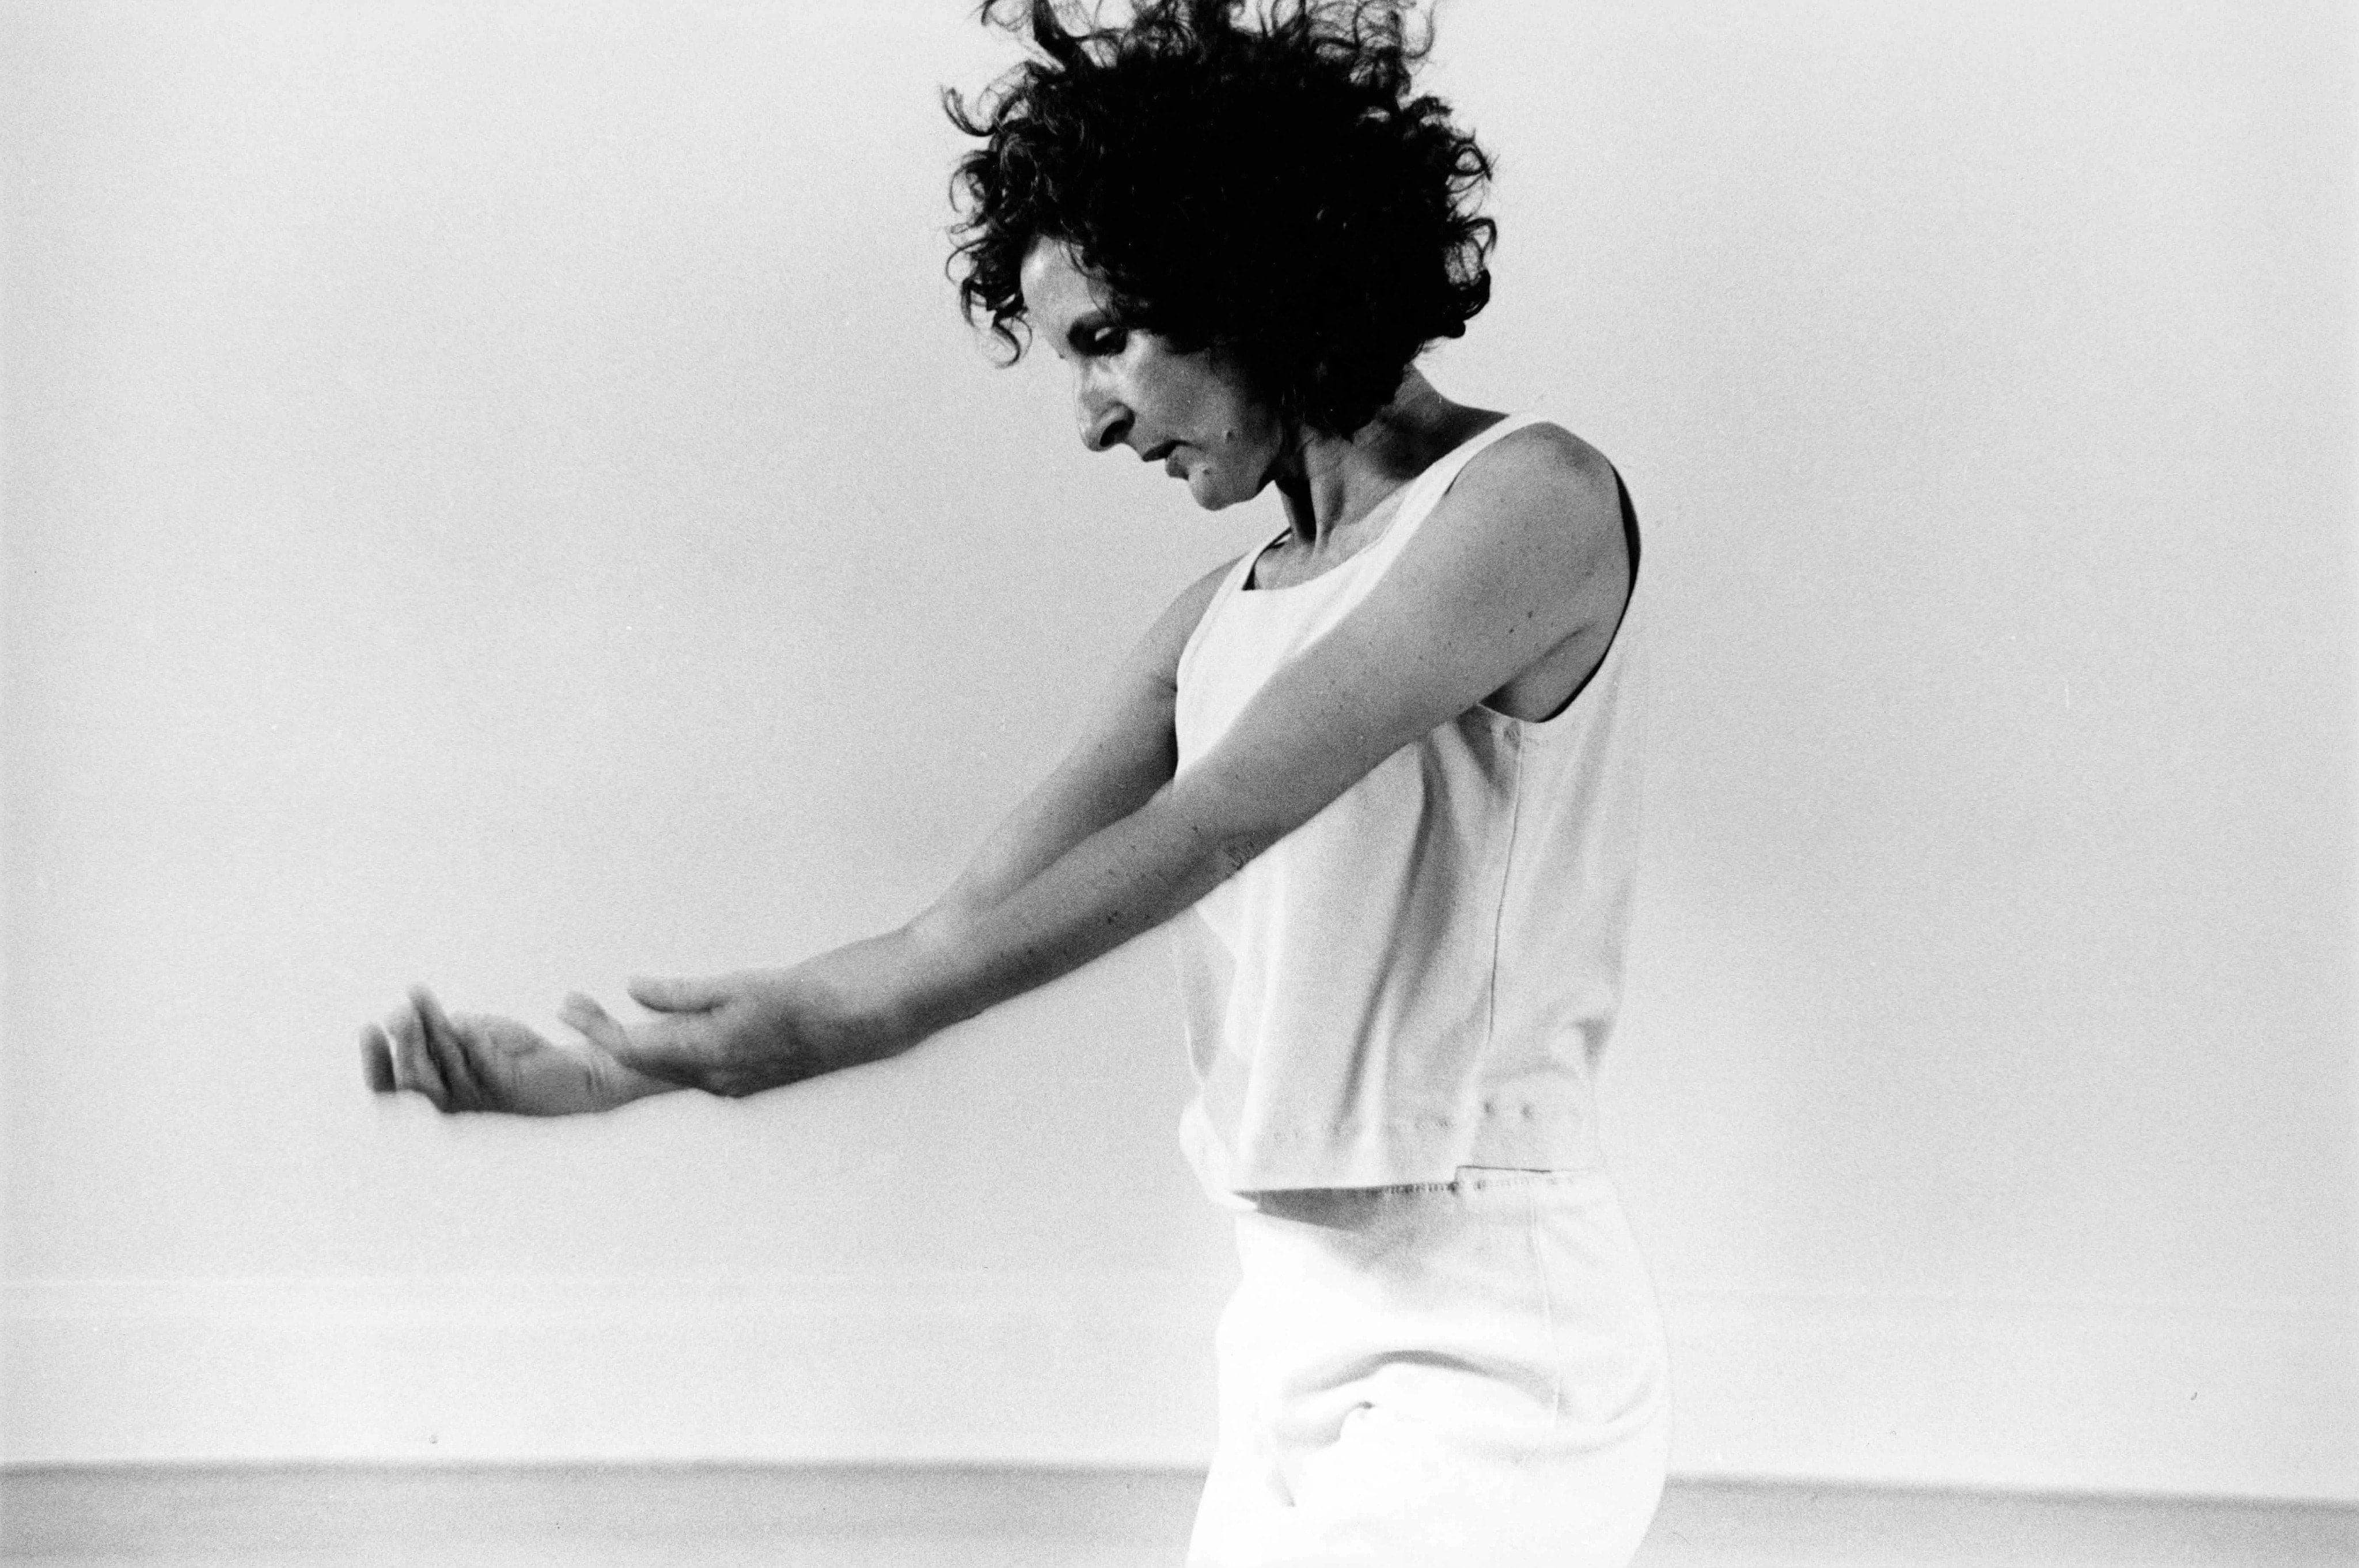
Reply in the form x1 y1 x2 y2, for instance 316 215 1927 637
1174 542 1260 685
1356 412 1548 574
1180 412 1552 679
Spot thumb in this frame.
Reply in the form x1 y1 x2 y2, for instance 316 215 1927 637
598 1014 712 1091
557 994 693 1088
627 974 730 1014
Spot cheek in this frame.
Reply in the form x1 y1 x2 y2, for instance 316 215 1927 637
1211 400 1282 479
1185 379 1268 453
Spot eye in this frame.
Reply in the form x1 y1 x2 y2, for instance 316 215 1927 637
1074 320 1128 358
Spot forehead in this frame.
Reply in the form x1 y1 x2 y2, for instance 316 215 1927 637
1018 239 1105 334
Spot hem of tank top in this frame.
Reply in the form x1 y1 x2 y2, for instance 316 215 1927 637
1225 1159 1613 1203
1198 1108 1604 1179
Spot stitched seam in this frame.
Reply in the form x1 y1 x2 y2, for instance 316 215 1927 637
1481 726 1526 1070
1530 1182 1564 1430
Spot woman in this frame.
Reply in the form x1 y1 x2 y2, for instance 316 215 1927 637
365 2 1670 1562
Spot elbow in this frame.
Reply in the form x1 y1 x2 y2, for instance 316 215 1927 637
1215 832 1269 878
1199 818 1283 887
1158 778 1286 888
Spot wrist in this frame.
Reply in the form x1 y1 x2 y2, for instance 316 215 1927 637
572 1047 688 1111
797 928 952 1066
891 903 989 1041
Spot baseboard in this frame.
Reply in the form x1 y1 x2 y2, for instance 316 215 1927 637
4 1274 2352 1499
1656 1287 2358 1500
0 1271 1231 1470
1 1465 2353 1567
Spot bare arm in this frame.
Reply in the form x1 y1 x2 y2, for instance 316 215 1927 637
373 427 1629 1108
882 425 1631 1038
587 426 1629 1096
369 562 1227 1112
926 561 1227 925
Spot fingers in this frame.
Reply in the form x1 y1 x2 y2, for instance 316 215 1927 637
373 983 719 1113
590 1009 715 1092
559 992 629 1056
411 986 491 1111
626 974 728 1014
559 993 703 1104
361 1026 397 1094
382 1000 451 1110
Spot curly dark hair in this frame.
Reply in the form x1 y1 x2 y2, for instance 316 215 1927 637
944 0 1496 438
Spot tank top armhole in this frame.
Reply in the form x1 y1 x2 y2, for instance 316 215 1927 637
1478 464 1643 733
1617 465 1641 590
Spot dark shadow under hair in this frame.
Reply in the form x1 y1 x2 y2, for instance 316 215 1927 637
945 0 1496 438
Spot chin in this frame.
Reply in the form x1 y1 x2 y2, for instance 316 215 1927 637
1185 466 1259 511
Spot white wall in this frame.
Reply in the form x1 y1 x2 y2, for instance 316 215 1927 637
3 0 2351 1499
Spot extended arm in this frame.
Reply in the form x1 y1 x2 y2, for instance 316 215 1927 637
371 426 1630 1110
368 563 1224 1112
585 426 1629 1096
550 561 1235 1096
925 563 1223 927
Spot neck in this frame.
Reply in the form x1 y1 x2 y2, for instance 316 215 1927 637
1269 369 1493 545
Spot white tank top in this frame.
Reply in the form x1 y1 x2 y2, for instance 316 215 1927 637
1170 415 1645 1193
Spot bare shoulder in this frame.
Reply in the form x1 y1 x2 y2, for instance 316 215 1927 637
1401 420 1632 717
1413 419 1627 602
1451 420 1622 534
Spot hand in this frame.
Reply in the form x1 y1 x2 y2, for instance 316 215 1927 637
558 951 915 1100
363 987 674 1115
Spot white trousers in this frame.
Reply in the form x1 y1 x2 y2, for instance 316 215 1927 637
1186 1167 1671 1568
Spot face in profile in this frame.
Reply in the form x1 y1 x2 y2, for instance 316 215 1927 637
1018 239 1287 511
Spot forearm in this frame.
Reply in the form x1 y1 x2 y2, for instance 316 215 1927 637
929 777 1153 932
889 781 1262 1039
927 726 1176 931
575 783 1240 1101
917 579 1205 935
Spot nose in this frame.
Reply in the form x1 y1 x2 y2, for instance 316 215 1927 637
1075 374 1132 453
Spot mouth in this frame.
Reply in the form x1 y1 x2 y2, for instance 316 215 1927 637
1140 441 1181 465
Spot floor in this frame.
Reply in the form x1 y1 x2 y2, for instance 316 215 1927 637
2 1465 2353 1567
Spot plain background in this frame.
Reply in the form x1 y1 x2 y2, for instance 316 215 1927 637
3 0 2353 1499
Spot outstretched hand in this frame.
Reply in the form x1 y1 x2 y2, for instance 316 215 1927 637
363 988 675 1115
365 947 918 1114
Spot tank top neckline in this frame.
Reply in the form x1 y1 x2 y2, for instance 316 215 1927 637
1237 412 1541 597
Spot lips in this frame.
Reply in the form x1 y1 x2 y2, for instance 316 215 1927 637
1141 441 1180 464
